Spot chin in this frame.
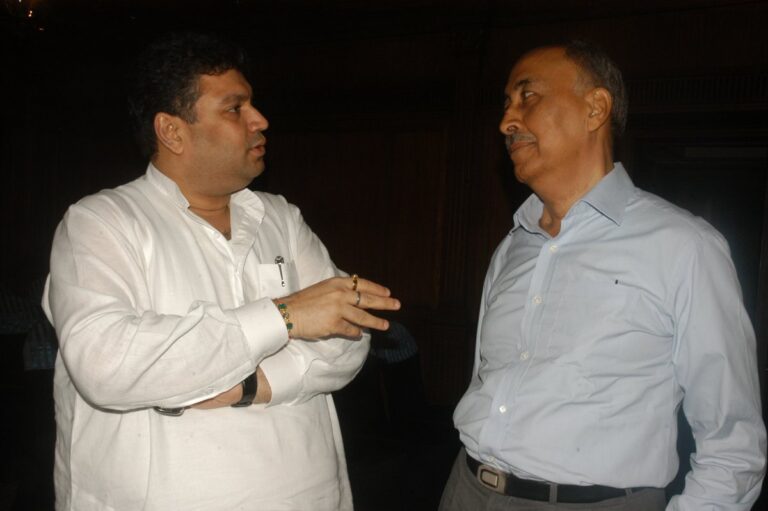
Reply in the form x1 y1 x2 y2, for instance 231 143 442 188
512 162 531 184
513 164 546 188
246 162 266 179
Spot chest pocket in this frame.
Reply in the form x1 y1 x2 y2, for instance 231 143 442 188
245 261 299 301
546 275 641 359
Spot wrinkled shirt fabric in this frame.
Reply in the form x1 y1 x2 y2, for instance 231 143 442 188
44 164 368 510
454 163 766 510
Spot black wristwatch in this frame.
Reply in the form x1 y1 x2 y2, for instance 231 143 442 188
231 371 258 407
153 406 187 416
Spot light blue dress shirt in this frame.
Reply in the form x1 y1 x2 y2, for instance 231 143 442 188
454 163 766 510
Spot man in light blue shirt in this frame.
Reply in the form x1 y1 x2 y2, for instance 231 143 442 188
440 40 766 510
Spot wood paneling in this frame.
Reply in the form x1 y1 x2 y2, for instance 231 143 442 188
260 118 450 309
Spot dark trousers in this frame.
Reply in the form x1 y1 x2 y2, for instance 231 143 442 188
439 449 666 511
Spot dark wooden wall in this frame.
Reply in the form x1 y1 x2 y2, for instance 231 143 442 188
1 0 766 412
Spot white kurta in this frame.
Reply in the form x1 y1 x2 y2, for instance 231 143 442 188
43 164 369 511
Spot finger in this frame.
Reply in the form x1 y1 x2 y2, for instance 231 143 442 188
317 317 363 339
339 321 364 339
343 306 390 331
351 278 391 297
353 293 400 312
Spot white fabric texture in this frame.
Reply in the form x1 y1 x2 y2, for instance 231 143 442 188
453 163 766 510
43 163 369 510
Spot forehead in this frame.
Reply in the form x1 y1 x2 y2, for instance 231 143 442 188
505 47 582 93
197 69 252 101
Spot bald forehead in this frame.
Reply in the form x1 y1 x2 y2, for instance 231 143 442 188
506 46 585 93
519 45 567 64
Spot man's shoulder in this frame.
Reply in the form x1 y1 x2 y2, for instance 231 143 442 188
239 189 303 222
69 174 159 223
248 190 291 210
629 187 726 250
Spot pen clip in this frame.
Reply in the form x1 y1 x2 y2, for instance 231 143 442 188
275 256 285 287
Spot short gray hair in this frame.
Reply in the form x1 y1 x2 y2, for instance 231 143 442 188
563 40 628 137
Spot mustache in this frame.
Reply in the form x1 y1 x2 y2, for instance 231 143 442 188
504 133 536 151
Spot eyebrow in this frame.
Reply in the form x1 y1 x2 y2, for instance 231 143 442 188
220 93 250 105
511 78 533 91
504 78 534 100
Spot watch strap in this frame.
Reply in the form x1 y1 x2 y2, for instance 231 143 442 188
153 406 187 416
231 371 258 407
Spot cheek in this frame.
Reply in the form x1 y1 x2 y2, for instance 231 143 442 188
532 106 583 150
190 126 222 150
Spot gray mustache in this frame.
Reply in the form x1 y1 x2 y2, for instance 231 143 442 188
504 134 537 151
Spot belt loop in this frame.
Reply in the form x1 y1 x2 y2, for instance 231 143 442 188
548 483 557 504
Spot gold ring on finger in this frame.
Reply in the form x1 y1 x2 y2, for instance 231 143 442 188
351 274 359 291
355 291 361 306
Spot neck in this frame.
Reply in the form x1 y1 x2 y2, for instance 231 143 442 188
188 201 232 240
534 151 613 237
153 155 232 212
152 157 233 239
188 202 230 214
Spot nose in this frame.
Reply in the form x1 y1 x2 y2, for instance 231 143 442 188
246 105 269 132
499 106 520 136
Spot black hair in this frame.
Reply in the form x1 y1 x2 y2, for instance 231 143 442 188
563 39 628 137
126 31 248 158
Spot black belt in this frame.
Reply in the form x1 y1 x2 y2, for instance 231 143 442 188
466 455 647 503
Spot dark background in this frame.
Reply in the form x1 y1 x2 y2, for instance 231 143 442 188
1 0 766 510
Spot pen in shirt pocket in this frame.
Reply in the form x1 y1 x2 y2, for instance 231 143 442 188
275 256 286 287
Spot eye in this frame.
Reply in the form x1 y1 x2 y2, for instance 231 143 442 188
521 90 535 101
227 104 242 114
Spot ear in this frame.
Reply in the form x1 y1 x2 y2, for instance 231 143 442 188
154 113 185 155
585 87 612 133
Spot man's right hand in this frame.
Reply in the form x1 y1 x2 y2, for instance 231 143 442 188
275 276 399 340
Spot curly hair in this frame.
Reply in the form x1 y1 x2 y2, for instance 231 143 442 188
563 40 628 137
126 32 248 158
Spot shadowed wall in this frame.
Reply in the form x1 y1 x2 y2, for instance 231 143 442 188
0 1 766 507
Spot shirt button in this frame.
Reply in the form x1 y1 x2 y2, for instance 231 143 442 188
549 244 558 253
532 295 542 304
499 405 507 414
520 351 530 361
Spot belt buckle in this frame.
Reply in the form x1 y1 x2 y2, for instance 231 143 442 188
476 464 507 494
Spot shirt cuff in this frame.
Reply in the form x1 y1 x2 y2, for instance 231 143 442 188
258 345 303 406
233 298 289 363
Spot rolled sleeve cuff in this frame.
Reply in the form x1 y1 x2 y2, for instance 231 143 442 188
233 298 289 363
259 346 304 405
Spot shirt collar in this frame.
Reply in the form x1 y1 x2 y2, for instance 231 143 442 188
145 162 266 224
512 162 634 234
146 162 189 208
579 162 634 226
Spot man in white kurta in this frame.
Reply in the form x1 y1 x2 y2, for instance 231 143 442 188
43 32 399 511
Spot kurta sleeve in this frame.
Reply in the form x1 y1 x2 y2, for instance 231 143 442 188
258 199 370 406
45 200 288 412
668 226 766 510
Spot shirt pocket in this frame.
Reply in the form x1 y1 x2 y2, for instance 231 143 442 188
545 274 641 359
245 260 299 301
